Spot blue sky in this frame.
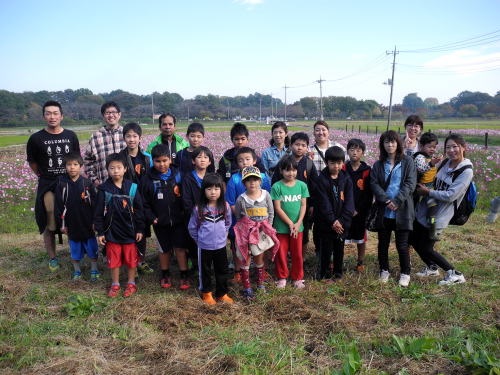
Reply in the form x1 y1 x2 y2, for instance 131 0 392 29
1 0 499 106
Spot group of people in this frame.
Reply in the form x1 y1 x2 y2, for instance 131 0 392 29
27 103 472 303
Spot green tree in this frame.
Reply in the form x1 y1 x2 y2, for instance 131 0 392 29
402 93 424 113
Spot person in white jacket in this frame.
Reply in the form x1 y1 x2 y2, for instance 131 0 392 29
412 133 472 285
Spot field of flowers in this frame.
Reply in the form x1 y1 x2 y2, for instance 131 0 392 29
0 128 498 233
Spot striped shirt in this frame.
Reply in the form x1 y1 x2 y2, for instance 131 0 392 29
83 126 126 184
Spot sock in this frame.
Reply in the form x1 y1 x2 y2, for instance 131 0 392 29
161 269 170 279
112 282 120 287
72 262 81 272
240 268 251 289
128 281 136 285
255 264 265 285
90 261 98 271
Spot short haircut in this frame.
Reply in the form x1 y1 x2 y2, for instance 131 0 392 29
235 146 257 161
105 153 126 169
291 132 309 145
325 146 345 162
419 132 438 146
191 145 213 161
151 144 171 160
404 114 423 129
278 155 298 171
187 122 205 136
347 138 366 152
158 112 176 127
101 101 121 116
379 130 404 162
63 152 83 166
313 120 329 130
123 122 142 137
230 122 249 139
43 100 63 115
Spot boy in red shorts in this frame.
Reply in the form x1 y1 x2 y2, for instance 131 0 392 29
94 153 144 297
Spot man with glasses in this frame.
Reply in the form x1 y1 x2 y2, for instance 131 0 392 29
146 112 188 164
84 101 126 186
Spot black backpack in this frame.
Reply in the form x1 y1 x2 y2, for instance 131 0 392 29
436 159 477 225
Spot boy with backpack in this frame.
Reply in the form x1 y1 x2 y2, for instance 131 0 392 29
141 144 191 290
175 122 215 174
54 153 99 281
94 153 145 297
118 122 153 273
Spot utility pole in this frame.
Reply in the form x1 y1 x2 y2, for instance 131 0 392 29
386 46 398 131
259 98 262 123
270 93 273 118
317 76 325 120
283 84 288 122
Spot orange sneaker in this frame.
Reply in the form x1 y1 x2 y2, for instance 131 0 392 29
216 294 234 304
107 285 120 298
201 292 216 305
123 283 137 297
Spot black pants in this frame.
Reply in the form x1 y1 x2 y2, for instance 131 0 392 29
198 247 230 298
316 231 345 279
377 218 411 274
410 220 453 271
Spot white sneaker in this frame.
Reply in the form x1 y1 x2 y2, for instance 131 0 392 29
439 270 466 285
379 270 390 283
276 279 287 289
416 267 440 277
293 280 305 289
398 273 410 287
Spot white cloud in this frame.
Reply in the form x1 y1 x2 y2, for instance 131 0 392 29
424 50 500 75
233 0 264 5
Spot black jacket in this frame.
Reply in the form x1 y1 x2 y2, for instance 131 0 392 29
343 161 373 217
175 147 215 175
181 170 203 222
94 178 144 243
141 167 184 227
118 148 152 184
54 175 96 241
313 168 355 236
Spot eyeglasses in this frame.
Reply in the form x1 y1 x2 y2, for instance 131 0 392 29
104 111 119 116
406 124 421 129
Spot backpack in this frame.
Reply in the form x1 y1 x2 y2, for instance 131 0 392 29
436 159 477 226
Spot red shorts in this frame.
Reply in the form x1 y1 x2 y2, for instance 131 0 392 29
106 241 138 269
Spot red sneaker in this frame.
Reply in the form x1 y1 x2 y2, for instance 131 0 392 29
160 277 172 289
179 278 190 291
107 285 120 298
123 283 137 297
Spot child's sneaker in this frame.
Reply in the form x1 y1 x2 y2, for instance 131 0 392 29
72 270 82 281
379 270 390 283
179 278 190 291
293 280 305 289
275 279 287 289
107 285 121 298
48 258 60 272
202 292 216 305
415 267 440 277
138 262 154 274
90 270 100 282
123 283 137 297
160 277 172 289
216 294 234 304
242 288 255 300
438 270 466 286
398 273 410 287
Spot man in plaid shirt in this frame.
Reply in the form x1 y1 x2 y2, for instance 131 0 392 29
84 101 126 186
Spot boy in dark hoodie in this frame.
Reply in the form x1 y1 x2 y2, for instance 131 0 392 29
141 144 191 291
217 122 265 183
94 153 145 298
343 139 372 272
313 146 354 281
54 153 98 281
118 122 153 273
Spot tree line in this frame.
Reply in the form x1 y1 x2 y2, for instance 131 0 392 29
0 88 499 127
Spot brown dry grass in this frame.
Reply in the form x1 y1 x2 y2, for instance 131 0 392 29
1 216 499 374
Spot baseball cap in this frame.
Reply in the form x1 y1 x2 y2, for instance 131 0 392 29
241 166 262 181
